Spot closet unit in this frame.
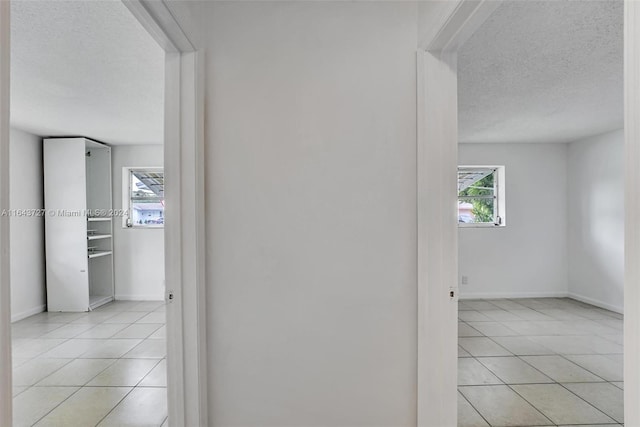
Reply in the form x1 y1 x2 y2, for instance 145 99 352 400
44 137 114 311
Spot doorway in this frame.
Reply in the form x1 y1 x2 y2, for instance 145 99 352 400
417 0 635 426
0 1 206 426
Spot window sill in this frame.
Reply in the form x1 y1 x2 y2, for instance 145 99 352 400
458 223 505 228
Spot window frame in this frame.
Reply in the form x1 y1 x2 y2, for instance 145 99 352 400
122 166 164 229
458 165 506 228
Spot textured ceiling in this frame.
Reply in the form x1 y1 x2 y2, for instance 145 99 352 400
10 1 164 145
458 0 623 144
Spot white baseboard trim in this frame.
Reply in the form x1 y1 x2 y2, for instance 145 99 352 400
567 292 624 314
459 291 569 300
114 294 164 301
11 304 46 322
458 290 624 314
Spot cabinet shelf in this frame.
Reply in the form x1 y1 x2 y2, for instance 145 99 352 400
88 250 112 259
87 234 111 241
87 217 111 222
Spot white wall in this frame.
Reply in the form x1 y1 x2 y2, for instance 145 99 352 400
205 2 418 425
111 145 164 300
458 143 569 298
9 128 45 321
568 129 624 312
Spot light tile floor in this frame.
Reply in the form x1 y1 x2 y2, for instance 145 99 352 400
458 297 624 427
11 300 167 427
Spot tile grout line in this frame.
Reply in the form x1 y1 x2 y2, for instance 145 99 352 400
458 298 624 426
11 301 167 427
457 387 493 427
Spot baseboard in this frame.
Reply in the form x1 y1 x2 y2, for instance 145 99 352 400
458 290 624 314
11 304 46 322
567 292 624 314
459 291 569 300
114 294 164 301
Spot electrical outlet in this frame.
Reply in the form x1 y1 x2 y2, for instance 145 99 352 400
461 275 469 285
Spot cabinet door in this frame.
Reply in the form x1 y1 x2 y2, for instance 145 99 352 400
44 139 89 311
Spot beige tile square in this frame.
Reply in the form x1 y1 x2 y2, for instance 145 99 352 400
512 384 615 425
13 386 28 397
123 339 166 359
557 425 622 427
479 310 523 322
463 300 500 310
583 335 624 354
536 309 590 321
148 325 166 339
485 300 527 310
39 323 96 339
527 335 596 354
458 392 489 427
12 357 31 369
135 312 166 324
459 311 492 322
467 322 519 337
459 345 472 358
508 309 554 321
46 312 87 323
11 323 65 338
127 301 165 312
88 359 159 387
459 337 511 357
37 358 116 386
600 333 624 345
139 359 167 387
491 336 555 356
81 339 142 358
459 385 552 426
75 323 128 339
565 355 623 381
564 382 624 423
477 356 553 384
13 358 72 386
458 358 502 386
97 387 167 427
40 339 106 358
11 338 66 359
103 311 148 323
459 322 483 337
13 386 79 427
70 311 119 324
112 323 164 339
34 387 131 427
520 355 604 382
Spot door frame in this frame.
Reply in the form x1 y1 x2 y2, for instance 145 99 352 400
0 2 11 425
0 1 208 426
624 1 640 425
416 2 501 424
417 0 638 425
122 2 208 426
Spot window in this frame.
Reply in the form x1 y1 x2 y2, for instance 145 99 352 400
458 166 505 227
123 167 164 228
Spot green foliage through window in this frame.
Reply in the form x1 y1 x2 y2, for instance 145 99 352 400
458 173 495 223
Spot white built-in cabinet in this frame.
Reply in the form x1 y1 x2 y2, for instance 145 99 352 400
44 138 114 311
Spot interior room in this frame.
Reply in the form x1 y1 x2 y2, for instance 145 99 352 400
8 2 168 426
456 2 624 426
2 0 638 427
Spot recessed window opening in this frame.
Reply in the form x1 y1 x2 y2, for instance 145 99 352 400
124 167 164 228
458 166 505 227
